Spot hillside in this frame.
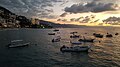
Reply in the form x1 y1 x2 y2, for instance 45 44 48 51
0 6 52 28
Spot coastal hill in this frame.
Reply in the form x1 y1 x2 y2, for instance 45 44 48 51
0 6 31 28
0 6 53 28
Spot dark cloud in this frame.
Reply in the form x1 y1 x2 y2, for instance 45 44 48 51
57 18 67 22
60 0 69 6
0 0 62 18
69 15 97 23
60 12 68 17
70 17 83 22
70 18 76 21
57 19 61 21
103 17 120 25
64 2 120 13
72 0 119 4
94 19 99 22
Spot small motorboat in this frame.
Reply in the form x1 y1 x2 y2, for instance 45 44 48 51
78 36 95 43
106 34 113 37
7 40 30 48
78 38 94 42
70 32 78 34
60 45 90 52
115 33 119 35
52 38 60 42
70 41 82 45
52 36 61 42
48 33 55 35
93 33 103 38
53 29 59 31
70 35 80 38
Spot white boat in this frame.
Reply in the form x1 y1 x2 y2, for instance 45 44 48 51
52 38 60 42
8 40 30 48
70 41 82 45
52 36 61 42
60 45 90 52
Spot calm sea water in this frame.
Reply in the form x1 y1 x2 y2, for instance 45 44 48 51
0 27 120 67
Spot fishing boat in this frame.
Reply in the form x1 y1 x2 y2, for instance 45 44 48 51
78 38 94 42
93 33 103 38
70 41 82 45
78 36 95 43
48 33 55 35
70 34 80 38
7 40 30 48
52 38 60 42
115 33 119 35
60 45 90 52
52 36 61 42
70 32 78 34
53 29 59 32
106 34 113 37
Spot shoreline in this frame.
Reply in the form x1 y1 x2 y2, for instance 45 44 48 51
0 25 120 31
0 23 120 31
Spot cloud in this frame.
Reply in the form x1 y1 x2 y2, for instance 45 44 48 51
0 0 63 18
68 15 97 23
60 12 68 17
103 17 120 23
60 0 69 6
72 0 120 4
64 1 120 13
69 17 83 22
57 19 61 21
70 18 76 21
57 18 67 22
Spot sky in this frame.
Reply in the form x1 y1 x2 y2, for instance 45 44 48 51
0 0 120 26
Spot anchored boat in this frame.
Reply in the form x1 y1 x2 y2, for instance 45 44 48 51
60 45 90 52
7 40 30 48
48 33 55 35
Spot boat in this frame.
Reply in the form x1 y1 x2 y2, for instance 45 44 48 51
70 32 78 34
52 38 60 42
7 40 30 48
53 29 59 31
78 36 95 43
70 35 80 38
106 34 113 37
52 36 61 42
70 41 82 45
93 33 103 38
78 38 94 42
115 33 119 35
48 33 55 35
60 45 90 52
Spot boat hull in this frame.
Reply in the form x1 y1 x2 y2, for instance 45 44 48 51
60 46 90 52
8 43 30 48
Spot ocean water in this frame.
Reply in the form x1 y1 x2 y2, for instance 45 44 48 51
0 27 120 67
